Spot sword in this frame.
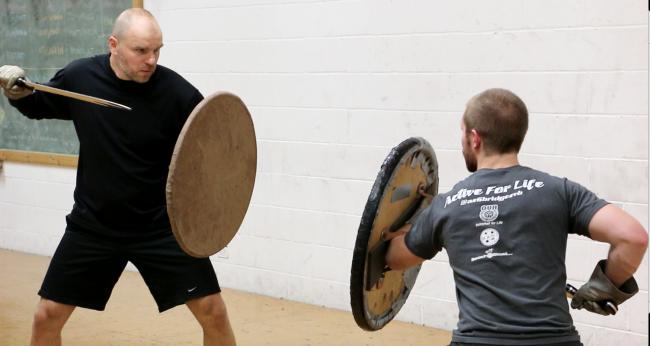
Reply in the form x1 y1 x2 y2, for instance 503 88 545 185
15 78 132 111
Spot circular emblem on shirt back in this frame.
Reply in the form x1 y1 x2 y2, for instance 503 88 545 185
480 228 500 246
479 204 499 222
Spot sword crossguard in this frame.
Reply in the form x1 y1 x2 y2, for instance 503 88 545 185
14 77 28 89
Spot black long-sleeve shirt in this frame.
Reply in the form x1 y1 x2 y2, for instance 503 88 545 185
11 54 203 237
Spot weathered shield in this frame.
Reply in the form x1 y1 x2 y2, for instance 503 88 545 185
166 92 256 258
350 137 439 331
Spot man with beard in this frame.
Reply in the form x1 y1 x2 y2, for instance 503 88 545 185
385 88 647 346
0 8 235 346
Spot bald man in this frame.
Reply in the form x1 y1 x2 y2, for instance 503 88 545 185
0 9 236 346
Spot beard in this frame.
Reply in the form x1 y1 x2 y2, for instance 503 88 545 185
462 137 478 173
462 140 477 172
115 55 154 83
463 151 477 172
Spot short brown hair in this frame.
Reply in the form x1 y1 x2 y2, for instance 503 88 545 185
462 88 528 154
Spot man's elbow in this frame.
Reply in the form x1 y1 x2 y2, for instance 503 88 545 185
618 222 648 275
622 216 649 252
630 224 649 253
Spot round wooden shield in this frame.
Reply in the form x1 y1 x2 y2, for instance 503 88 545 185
350 137 439 331
166 92 256 258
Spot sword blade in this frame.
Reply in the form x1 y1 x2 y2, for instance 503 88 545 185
16 78 131 111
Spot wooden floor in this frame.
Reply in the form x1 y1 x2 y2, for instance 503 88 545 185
0 249 451 345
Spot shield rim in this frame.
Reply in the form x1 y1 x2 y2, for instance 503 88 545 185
166 91 256 258
350 137 438 331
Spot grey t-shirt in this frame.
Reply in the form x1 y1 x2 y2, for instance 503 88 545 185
406 165 607 345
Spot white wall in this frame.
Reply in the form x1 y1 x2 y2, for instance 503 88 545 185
1 0 647 344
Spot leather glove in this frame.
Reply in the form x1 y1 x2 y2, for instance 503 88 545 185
570 259 638 315
0 65 32 100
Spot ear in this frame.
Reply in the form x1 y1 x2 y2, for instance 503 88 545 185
108 36 118 54
469 129 481 149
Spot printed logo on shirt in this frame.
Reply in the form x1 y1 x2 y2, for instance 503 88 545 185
444 178 545 208
479 204 499 222
470 228 513 263
471 248 513 262
479 228 500 246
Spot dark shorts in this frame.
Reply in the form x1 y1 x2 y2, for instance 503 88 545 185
38 224 220 312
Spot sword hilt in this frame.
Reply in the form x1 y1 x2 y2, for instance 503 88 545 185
14 77 34 89
565 283 618 315
14 77 31 89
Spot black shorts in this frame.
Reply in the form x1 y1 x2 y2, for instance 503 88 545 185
38 224 220 312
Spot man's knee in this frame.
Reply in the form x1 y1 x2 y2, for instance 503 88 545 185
32 299 74 330
188 293 231 327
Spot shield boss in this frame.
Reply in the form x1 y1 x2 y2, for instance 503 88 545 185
350 137 439 331
166 92 256 258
